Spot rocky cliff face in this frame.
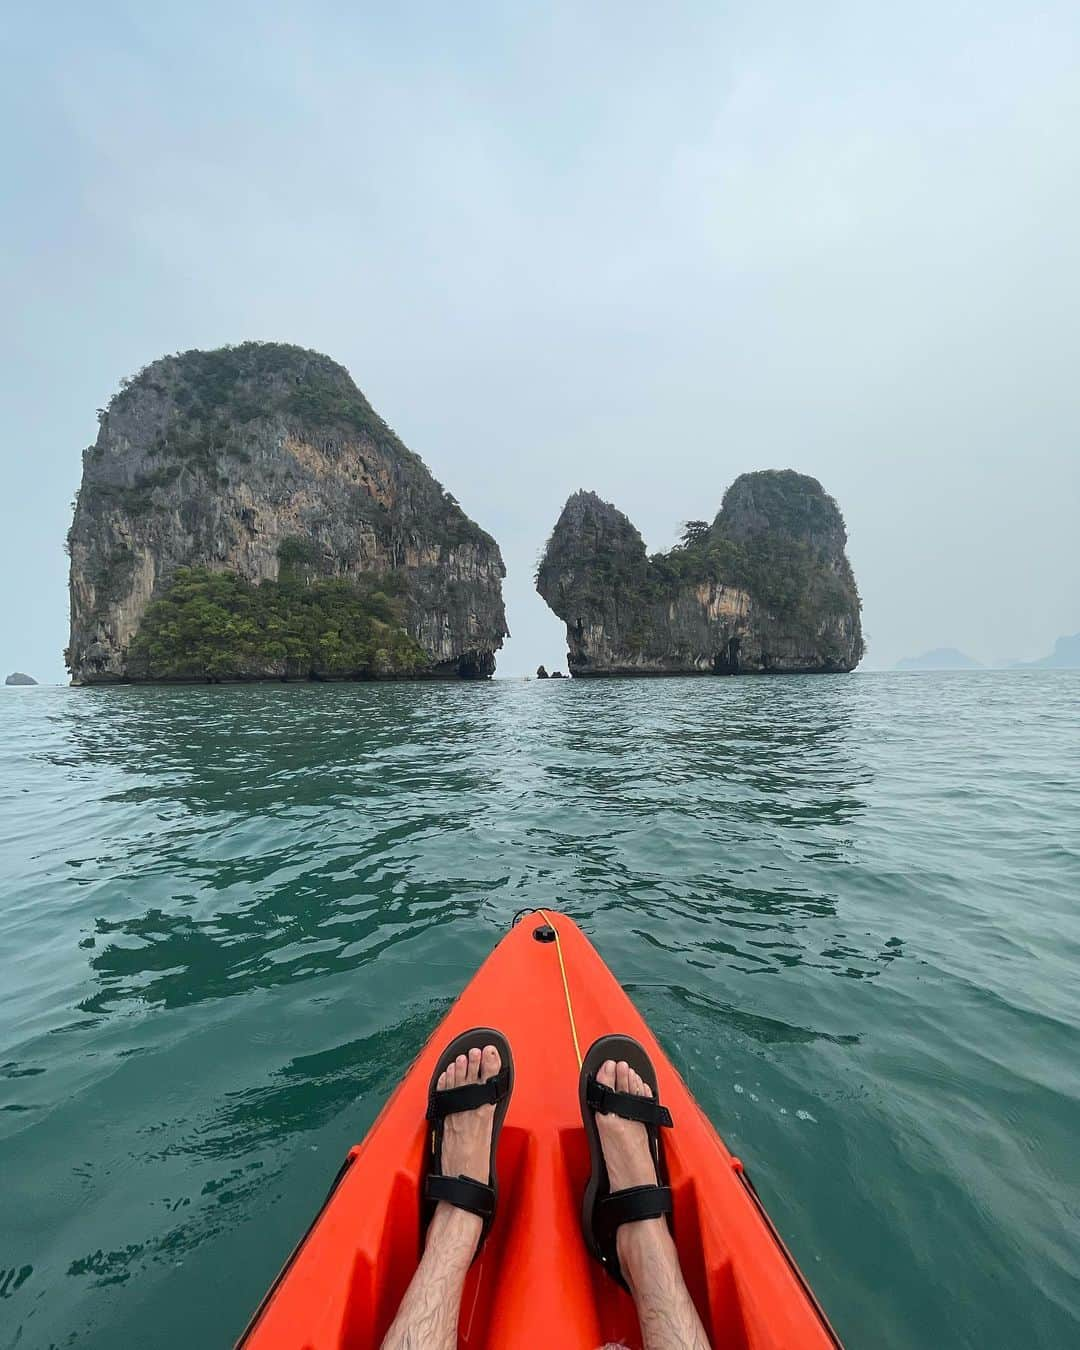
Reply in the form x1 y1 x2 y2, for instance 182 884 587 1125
67 343 507 683
536 470 863 676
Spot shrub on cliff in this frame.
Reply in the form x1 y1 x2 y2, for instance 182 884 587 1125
127 567 427 681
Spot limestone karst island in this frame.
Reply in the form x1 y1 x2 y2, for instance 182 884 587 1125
66 341 863 684
536 472 863 676
66 343 507 684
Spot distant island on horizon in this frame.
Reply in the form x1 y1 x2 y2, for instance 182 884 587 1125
895 634 1080 671
1017 633 1080 669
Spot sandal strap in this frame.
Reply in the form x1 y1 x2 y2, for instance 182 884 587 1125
598 1183 673 1230
424 1173 495 1219
426 1065 510 1120
586 1077 673 1127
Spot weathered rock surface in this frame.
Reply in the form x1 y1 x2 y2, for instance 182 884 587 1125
536 470 863 676
5 672 37 686
67 343 507 683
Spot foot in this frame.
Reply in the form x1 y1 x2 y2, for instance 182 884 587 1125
595 1058 673 1279
428 1044 501 1254
594 1058 660 1191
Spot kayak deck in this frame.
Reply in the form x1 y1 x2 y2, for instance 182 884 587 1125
239 911 840 1349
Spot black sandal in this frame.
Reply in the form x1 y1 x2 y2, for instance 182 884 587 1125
423 1026 514 1257
579 1033 674 1289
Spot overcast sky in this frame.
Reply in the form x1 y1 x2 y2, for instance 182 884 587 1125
2 1 1078 682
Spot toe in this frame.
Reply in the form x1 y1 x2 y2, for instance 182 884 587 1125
480 1044 501 1081
437 1069 447 1091
597 1058 617 1089
629 1068 643 1096
643 1082 654 1098
615 1060 630 1093
444 1059 456 1089
466 1047 482 1083
455 1053 468 1083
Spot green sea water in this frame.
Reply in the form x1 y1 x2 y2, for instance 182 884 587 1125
1 674 1077 1349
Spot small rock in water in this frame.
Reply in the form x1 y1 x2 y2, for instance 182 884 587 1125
536 665 549 679
5 672 37 686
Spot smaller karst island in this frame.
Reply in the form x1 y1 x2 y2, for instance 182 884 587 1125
536 473 863 676
66 340 863 685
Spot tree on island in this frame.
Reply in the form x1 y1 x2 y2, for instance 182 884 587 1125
678 520 711 549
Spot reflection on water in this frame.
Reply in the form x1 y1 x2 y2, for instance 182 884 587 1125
59 680 878 1023
1 674 1078 1349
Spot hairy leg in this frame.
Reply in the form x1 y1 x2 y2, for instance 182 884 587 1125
379 1204 481 1350
380 1044 500 1350
595 1059 712 1350
618 1219 711 1350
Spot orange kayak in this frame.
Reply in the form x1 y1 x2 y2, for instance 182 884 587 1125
237 911 842 1349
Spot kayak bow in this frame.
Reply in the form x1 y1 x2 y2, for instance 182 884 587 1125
238 911 841 1349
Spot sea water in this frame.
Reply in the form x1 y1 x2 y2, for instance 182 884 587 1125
1 674 1077 1348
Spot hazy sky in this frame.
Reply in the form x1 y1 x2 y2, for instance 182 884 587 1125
3 1 1078 682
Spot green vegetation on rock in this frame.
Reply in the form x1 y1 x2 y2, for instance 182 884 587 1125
565 471 857 633
113 341 397 468
113 339 393 448
90 545 137 605
97 341 496 551
276 535 320 571
652 528 854 637
127 567 428 681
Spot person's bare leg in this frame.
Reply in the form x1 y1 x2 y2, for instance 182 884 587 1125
595 1059 712 1350
380 1043 501 1350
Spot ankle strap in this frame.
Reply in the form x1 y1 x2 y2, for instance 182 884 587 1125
424 1173 495 1219
598 1184 673 1230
